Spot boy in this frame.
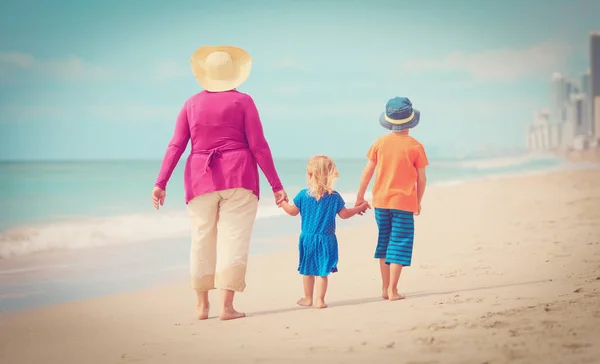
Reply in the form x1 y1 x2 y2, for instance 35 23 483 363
355 96 428 301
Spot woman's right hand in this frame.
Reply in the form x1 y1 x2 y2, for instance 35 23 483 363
273 189 288 206
152 187 166 210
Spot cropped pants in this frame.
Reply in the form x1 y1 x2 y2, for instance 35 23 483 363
187 188 258 292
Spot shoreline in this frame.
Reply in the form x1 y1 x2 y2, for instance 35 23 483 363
0 154 586 261
1 166 599 363
0 167 599 363
2 160 600 314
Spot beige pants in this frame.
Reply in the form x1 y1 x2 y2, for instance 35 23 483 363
187 188 258 292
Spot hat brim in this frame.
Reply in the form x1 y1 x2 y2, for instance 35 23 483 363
379 109 420 131
190 45 253 92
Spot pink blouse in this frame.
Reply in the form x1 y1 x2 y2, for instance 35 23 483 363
155 90 284 203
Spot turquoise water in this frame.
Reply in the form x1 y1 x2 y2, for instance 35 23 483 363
0 155 564 259
0 154 574 312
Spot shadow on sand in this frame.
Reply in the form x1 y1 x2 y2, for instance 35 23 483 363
247 278 551 318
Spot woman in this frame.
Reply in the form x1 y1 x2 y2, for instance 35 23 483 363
151 45 287 321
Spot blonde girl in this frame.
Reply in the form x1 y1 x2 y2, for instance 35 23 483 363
279 155 370 308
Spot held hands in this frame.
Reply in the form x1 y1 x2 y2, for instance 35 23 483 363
152 187 166 210
273 189 288 206
354 197 372 216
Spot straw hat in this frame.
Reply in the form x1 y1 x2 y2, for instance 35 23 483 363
189 45 252 92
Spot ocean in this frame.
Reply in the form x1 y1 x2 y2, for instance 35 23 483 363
0 155 567 259
0 154 575 311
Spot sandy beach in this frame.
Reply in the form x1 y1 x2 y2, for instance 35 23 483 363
1 167 599 364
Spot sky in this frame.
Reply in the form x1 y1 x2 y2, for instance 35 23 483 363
0 0 599 161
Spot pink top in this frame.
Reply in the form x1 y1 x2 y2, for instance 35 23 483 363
155 90 284 203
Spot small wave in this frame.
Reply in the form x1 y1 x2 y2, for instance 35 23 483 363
0 203 286 259
0 192 379 259
9 158 593 261
444 153 559 170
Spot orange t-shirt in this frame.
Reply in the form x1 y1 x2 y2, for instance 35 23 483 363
366 134 429 213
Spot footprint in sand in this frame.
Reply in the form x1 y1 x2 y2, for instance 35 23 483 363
383 341 396 349
428 321 459 331
415 336 436 345
563 343 592 350
483 320 509 329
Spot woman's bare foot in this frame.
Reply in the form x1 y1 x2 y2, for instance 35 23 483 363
314 300 328 309
219 308 246 321
297 297 313 307
197 303 210 320
388 289 406 301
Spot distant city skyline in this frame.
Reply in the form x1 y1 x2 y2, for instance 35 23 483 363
526 30 600 152
1 0 599 161
591 31 600 138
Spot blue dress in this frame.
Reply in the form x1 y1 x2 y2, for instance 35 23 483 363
293 189 346 277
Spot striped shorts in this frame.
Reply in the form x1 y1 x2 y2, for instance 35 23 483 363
374 208 415 266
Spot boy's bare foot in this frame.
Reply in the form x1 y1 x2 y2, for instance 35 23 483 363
314 300 328 309
197 303 210 320
219 308 246 321
388 290 406 301
297 297 313 307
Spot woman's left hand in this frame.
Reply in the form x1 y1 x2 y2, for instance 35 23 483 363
273 189 288 205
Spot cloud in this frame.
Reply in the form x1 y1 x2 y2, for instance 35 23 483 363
0 103 68 124
0 100 177 124
402 42 570 82
0 52 190 84
270 58 311 72
0 52 35 68
92 101 176 123
0 51 110 83
152 60 189 82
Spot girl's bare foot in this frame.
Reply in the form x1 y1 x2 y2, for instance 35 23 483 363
219 308 246 321
388 289 406 301
382 288 389 300
314 300 328 309
197 303 210 320
297 297 313 307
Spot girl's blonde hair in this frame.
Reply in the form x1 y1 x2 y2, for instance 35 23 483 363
306 155 339 200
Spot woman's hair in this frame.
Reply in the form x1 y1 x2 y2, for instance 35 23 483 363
306 155 339 200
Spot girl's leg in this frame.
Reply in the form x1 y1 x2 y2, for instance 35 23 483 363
315 276 329 309
379 259 391 299
388 264 405 301
297 275 315 306
374 208 392 299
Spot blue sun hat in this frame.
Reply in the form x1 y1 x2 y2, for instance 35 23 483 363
379 97 420 131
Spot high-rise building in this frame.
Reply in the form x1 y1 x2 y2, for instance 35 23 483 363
581 70 591 96
550 73 567 124
581 70 592 136
526 109 553 152
561 119 576 150
590 31 600 139
567 93 588 137
595 96 600 145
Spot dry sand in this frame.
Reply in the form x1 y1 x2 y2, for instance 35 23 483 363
1 167 599 364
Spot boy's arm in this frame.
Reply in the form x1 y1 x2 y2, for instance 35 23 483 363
356 160 376 204
415 167 427 215
338 202 370 220
279 200 300 216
